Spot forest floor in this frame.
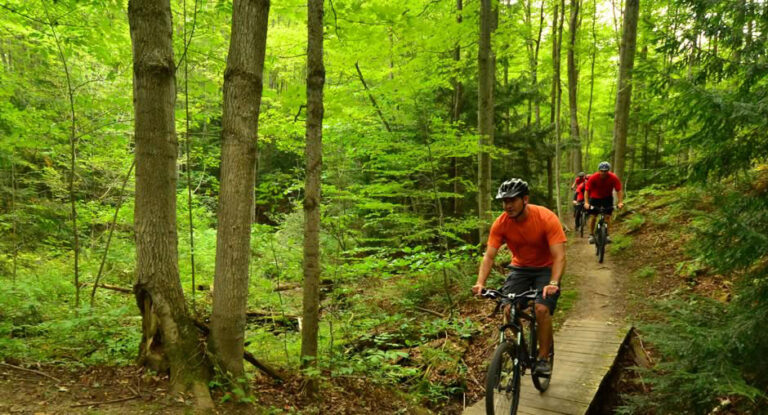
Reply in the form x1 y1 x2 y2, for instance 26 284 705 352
0 220 633 415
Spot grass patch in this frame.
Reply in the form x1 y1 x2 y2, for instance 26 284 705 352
623 214 645 233
632 265 656 279
609 234 632 254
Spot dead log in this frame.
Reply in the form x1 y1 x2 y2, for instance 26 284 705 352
81 283 132 294
192 319 284 382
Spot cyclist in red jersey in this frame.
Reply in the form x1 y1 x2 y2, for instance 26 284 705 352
584 162 624 244
570 171 586 192
572 176 588 229
472 178 567 376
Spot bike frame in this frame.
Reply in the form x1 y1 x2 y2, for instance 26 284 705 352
499 300 538 373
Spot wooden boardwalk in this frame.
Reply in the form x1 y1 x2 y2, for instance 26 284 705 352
463 319 630 415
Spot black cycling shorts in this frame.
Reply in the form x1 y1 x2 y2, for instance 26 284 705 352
501 266 560 315
588 197 613 215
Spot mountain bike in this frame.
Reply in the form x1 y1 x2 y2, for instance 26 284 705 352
481 288 553 415
592 205 612 263
575 202 587 238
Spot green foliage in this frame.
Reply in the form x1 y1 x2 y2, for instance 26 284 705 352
621 297 765 414
2 0 767 410
608 234 632 254
632 266 656 279
621 185 768 413
623 214 645 233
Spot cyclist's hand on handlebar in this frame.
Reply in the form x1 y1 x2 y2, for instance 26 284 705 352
617 202 625 210
584 203 591 210
542 284 559 299
472 284 485 297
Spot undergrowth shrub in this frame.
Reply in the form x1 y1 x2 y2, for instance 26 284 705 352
620 183 768 413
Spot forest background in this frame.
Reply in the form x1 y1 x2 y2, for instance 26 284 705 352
1 0 767 413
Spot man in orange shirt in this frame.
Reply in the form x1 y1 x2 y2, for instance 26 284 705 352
472 178 567 375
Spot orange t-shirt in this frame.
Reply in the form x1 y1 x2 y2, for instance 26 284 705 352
487 204 567 267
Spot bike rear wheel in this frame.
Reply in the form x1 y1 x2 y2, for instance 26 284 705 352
486 341 521 415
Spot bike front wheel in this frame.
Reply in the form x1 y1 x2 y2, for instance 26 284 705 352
598 224 607 263
486 341 521 415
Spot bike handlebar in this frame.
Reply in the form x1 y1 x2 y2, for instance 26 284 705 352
588 205 618 213
481 288 538 301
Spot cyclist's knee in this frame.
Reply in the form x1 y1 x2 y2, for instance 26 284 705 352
534 303 550 319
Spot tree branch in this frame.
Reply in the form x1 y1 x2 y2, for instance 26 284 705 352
354 62 392 132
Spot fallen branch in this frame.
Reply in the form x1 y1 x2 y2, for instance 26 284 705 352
82 283 132 294
244 350 284 382
192 319 285 382
0 362 61 383
413 306 446 319
70 395 140 408
96 283 132 294
460 358 482 388
274 283 301 292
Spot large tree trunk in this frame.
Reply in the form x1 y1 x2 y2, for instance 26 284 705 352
567 0 582 173
533 0 545 128
612 0 639 180
548 0 560 207
585 0 597 171
478 0 495 242
301 0 325 397
210 0 270 379
128 0 212 406
554 0 565 219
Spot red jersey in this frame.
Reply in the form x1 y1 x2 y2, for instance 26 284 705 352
585 171 622 199
487 204 567 268
572 176 586 188
576 182 586 202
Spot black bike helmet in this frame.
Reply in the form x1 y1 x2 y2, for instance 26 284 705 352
496 178 529 200
578 171 585 177
598 161 611 171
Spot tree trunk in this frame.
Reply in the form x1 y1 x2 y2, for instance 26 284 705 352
534 0 545 128
478 0 495 242
182 0 197 310
452 0 463 216
548 0 560 207
210 0 270 380
10 151 17 285
43 2 80 308
612 0 639 180
567 0 582 174
128 0 212 406
585 0 597 171
301 0 325 397
554 0 564 220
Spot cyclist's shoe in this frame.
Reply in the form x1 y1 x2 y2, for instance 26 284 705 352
535 358 552 376
588 235 595 244
606 236 613 244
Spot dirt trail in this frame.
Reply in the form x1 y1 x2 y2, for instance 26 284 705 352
565 234 623 321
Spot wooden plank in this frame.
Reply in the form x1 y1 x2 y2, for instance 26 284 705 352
463 320 630 415
519 388 593 405
562 319 624 327
557 338 622 350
